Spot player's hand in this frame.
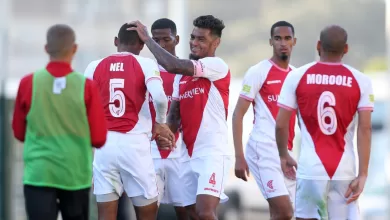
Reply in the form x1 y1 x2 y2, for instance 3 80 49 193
127 20 150 43
345 175 367 204
235 156 250 181
151 123 175 150
156 135 175 151
280 154 297 180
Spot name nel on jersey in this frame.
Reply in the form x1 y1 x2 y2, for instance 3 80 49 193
179 87 205 100
110 62 124 72
307 74 352 87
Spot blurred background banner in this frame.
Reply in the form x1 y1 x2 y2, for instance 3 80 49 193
1 0 389 219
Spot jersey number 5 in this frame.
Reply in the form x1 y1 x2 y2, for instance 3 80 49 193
109 78 125 117
317 91 337 135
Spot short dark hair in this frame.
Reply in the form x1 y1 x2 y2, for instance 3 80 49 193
46 24 75 58
270 21 295 37
320 25 348 54
117 23 142 45
193 15 225 37
151 18 177 35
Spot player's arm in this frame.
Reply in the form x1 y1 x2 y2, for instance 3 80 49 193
167 75 182 133
144 38 194 76
140 58 168 124
85 79 107 148
232 67 261 159
275 71 299 157
232 98 251 158
12 74 33 142
356 79 374 178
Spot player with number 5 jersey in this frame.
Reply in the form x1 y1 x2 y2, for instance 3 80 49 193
84 24 174 220
275 25 374 220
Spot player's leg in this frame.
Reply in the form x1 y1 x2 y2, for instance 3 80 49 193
180 159 199 220
295 179 329 220
93 132 123 220
153 158 165 206
193 155 232 220
117 192 132 220
118 133 159 220
164 158 190 220
327 180 360 220
245 140 293 219
58 188 90 220
23 185 58 220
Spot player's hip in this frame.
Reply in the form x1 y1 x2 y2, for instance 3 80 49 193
296 160 356 181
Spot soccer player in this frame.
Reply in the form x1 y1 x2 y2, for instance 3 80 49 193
149 18 188 220
232 21 297 219
84 23 174 220
129 15 231 220
12 24 107 220
276 25 373 220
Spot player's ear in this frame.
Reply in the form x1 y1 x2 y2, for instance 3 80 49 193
175 35 180 46
44 44 49 54
269 38 273 46
343 43 349 55
72 44 78 55
213 37 220 49
114 37 119 47
293 37 297 46
139 42 144 51
316 40 321 52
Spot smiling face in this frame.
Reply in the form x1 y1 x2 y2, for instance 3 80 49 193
269 26 296 61
189 27 220 60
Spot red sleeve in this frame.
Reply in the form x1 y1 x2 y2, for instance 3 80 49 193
84 79 107 148
12 74 33 142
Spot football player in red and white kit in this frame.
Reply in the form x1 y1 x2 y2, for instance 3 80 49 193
84 24 174 220
276 25 373 220
149 18 188 220
129 15 232 220
232 21 297 219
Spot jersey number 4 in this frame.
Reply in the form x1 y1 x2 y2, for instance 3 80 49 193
317 91 337 135
109 78 125 117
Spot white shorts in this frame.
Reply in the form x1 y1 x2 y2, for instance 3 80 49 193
93 131 158 200
295 179 360 220
245 139 296 204
180 155 232 206
154 158 187 206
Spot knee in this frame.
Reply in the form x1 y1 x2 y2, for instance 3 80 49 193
196 210 216 220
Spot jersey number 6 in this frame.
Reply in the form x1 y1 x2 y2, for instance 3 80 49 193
317 91 337 135
109 78 125 117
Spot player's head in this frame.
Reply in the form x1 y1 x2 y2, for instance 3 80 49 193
45 24 77 62
269 21 296 62
189 15 225 60
151 18 179 56
317 25 348 58
115 23 144 55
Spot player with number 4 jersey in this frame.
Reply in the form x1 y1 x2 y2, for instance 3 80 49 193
84 24 174 220
276 25 374 220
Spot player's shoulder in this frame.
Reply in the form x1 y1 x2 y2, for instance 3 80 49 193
132 54 158 67
342 64 368 78
292 62 317 74
244 60 273 78
198 56 228 70
86 58 105 68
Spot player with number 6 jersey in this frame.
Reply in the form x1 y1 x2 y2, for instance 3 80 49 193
276 25 374 220
84 24 173 220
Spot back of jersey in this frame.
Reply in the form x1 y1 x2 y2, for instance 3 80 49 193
85 52 158 134
278 61 374 180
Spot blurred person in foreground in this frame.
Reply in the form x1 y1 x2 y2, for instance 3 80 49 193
129 15 232 220
149 18 189 220
276 25 373 220
84 23 174 220
12 24 107 220
232 21 297 220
